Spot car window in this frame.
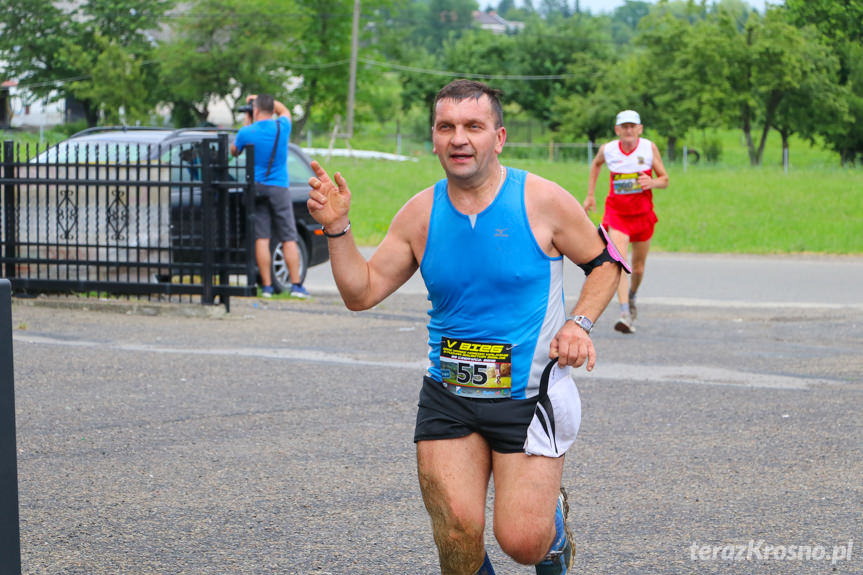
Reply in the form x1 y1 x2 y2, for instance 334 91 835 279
36 141 147 163
288 150 314 185
160 144 202 182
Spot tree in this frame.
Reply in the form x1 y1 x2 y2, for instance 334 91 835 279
496 0 516 17
64 35 150 125
768 22 848 166
633 3 703 160
613 0 651 27
287 0 407 139
0 0 174 126
156 0 305 127
784 0 863 164
508 15 615 127
396 50 449 124
553 56 640 144
843 43 863 165
0 0 84 117
609 0 651 46
674 5 838 166
422 0 480 55
442 28 515 80
745 7 852 166
743 9 811 165
80 0 174 51
538 0 572 21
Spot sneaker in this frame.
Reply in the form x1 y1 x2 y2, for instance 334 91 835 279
629 290 638 321
614 312 635 334
290 283 310 299
536 488 575 575
261 285 274 298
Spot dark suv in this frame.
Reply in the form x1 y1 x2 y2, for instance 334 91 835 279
32 126 328 292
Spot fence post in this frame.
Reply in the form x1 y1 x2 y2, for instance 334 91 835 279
683 145 688 173
214 134 231 311
199 140 215 305
2 141 17 280
0 279 22 575
243 145 257 292
396 120 402 157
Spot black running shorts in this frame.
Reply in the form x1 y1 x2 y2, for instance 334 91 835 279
414 376 539 453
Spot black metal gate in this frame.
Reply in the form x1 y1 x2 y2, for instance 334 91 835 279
0 132 258 310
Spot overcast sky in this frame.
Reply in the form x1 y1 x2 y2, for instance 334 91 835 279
479 0 779 14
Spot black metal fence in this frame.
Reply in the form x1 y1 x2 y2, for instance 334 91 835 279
0 131 258 310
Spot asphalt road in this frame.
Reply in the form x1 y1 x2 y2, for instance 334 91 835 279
7 253 863 574
306 249 863 309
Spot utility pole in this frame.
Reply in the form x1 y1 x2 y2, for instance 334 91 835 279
345 0 360 140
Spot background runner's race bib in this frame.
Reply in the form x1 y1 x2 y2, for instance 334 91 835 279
440 337 512 398
612 172 643 195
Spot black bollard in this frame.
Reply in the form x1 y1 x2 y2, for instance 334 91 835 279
0 279 21 574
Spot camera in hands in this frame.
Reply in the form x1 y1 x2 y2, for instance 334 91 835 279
237 98 255 114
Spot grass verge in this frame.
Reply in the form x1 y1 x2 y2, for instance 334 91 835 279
315 154 862 255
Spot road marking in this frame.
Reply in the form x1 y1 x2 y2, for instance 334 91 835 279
640 297 863 311
581 363 834 390
16 334 842 390
14 334 427 371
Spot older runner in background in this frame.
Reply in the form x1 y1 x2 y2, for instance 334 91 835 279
584 110 668 334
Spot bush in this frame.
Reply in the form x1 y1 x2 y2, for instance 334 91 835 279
701 132 723 163
56 120 89 137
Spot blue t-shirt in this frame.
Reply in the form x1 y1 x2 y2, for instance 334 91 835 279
234 116 292 186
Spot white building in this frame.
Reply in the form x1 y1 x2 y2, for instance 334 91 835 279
0 76 238 130
0 80 70 129
473 11 525 34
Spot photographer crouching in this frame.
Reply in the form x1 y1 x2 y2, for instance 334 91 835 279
231 94 309 298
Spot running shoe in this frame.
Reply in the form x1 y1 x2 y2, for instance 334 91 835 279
614 312 635 334
261 285 274 298
536 488 575 575
629 290 638 321
290 283 310 299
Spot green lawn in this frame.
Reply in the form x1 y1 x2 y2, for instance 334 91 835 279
317 150 862 255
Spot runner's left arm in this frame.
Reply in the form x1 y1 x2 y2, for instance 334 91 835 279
637 141 669 190
540 181 620 371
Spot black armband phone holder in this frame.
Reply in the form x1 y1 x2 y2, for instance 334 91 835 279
577 226 632 276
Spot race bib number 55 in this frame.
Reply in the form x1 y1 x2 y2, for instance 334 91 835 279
440 337 513 397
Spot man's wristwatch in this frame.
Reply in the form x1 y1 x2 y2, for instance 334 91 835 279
566 314 593 334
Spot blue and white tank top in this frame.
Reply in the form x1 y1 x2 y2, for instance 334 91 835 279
420 168 568 400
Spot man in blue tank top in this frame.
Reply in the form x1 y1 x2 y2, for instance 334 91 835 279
307 80 628 575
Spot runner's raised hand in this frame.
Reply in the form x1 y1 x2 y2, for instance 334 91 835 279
308 161 352 231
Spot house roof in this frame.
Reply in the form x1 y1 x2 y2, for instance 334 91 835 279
472 11 525 34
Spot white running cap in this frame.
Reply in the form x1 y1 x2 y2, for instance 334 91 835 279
616 110 641 125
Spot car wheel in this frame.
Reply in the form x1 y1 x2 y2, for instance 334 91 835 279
270 237 309 294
